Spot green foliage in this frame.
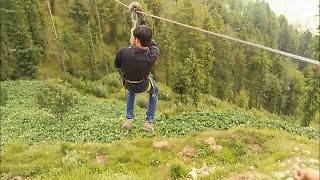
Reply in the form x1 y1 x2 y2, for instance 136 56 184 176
2 0 42 78
92 85 107 98
1 80 319 150
0 87 8 106
300 68 320 127
196 143 214 158
157 100 178 116
172 62 190 103
136 94 148 109
234 89 249 110
1 0 317 124
37 81 79 120
99 73 122 93
157 82 174 101
185 48 205 106
169 162 187 180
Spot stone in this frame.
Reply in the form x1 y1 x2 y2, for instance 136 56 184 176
211 145 223 153
153 140 169 149
189 168 198 179
95 154 108 164
181 146 196 157
273 171 286 179
309 158 319 164
205 137 216 146
301 150 310 154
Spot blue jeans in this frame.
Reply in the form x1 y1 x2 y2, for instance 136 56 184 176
126 81 158 122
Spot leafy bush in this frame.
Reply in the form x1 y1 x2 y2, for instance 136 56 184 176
64 74 91 94
234 90 249 110
136 94 148 109
0 87 8 106
100 73 122 92
169 162 187 180
92 85 107 98
2 80 319 148
157 100 177 116
196 143 214 158
157 82 174 101
37 82 78 120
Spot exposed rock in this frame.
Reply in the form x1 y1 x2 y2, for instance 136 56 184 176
95 154 108 164
294 147 299 151
250 166 255 170
181 146 196 157
301 150 310 154
309 158 319 164
205 137 216 146
10 177 26 180
189 168 198 179
273 171 286 179
211 145 223 153
153 141 169 149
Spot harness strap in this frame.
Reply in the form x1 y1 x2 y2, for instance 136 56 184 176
125 79 143 84
144 77 155 94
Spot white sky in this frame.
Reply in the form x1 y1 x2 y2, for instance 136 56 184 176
265 0 319 33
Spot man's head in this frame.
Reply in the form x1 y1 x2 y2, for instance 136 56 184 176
133 26 152 47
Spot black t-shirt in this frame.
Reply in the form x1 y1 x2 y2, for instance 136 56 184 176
115 40 160 93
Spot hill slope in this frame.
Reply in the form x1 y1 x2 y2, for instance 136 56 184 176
1 80 319 179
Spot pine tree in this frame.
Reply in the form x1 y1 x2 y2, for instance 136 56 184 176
3 0 41 78
185 48 205 106
300 68 320 127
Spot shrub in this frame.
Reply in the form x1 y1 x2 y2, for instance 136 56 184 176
64 74 91 94
169 162 187 179
136 94 148 108
37 82 78 120
100 73 122 90
0 87 8 106
157 82 174 101
92 85 107 98
157 100 177 116
234 89 249 110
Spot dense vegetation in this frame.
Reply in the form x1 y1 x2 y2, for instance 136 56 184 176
1 80 319 149
1 0 319 127
1 82 319 179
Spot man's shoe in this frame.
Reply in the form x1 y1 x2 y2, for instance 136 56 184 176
122 119 133 131
143 121 154 132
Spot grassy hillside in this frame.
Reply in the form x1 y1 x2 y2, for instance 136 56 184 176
1 128 319 179
1 80 319 179
1 80 319 148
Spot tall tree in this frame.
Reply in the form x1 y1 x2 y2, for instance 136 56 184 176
4 0 42 78
300 68 320 127
185 48 205 106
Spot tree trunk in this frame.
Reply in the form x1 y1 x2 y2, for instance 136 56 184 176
88 22 97 73
46 0 66 76
94 0 109 74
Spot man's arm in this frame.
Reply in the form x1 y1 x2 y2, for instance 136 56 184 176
114 48 123 69
148 39 160 65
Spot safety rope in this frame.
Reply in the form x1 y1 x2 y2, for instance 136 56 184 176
114 0 319 66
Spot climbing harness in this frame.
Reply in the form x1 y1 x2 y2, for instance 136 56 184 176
115 0 319 66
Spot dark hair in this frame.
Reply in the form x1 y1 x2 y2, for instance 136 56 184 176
133 26 152 47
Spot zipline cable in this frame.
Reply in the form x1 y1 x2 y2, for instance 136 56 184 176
114 0 319 66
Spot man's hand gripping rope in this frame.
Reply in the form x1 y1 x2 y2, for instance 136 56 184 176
129 2 146 45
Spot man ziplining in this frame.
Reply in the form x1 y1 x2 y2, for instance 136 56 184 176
114 2 160 132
